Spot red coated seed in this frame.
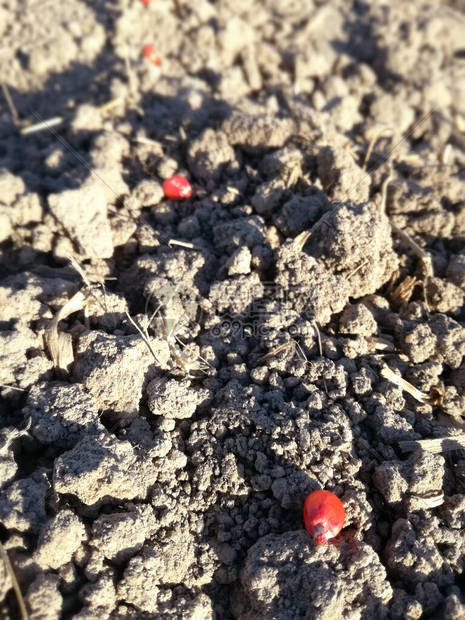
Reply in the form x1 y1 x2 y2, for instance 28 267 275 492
303 490 345 545
140 0 151 5
163 175 192 200
143 44 161 66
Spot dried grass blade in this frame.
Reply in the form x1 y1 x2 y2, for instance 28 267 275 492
45 290 86 372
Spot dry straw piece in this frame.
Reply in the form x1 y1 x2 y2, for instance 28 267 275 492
20 117 63 135
398 435 465 454
126 300 211 377
0 542 29 620
362 125 392 171
380 364 429 403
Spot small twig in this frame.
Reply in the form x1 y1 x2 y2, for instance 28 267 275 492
390 223 433 311
398 435 465 454
313 322 328 393
98 98 123 114
65 255 107 315
0 384 27 392
391 224 434 278
66 255 92 288
1 83 20 124
20 117 63 135
382 175 434 310
124 51 136 96
132 136 161 146
294 339 309 364
379 174 393 214
314 322 323 357
362 126 391 171
0 542 29 620
347 259 369 279
259 341 295 362
380 364 428 403
167 239 200 250
27 109 119 198
174 337 213 372
125 311 162 365
292 229 311 252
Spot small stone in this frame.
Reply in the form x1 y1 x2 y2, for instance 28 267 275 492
226 246 252 276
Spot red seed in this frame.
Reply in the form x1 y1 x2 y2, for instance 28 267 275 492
163 175 192 200
303 490 345 544
140 0 151 5
143 44 161 66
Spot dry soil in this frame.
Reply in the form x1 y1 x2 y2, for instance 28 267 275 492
1 0 465 618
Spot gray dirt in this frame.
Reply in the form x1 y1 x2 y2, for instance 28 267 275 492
1 0 465 618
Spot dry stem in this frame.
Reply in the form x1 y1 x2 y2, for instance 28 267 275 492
259 341 295 362
398 435 465 454
381 175 434 310
125 311 163 365
20 117 63 135
0 542 29 619
168 239 200 250
380 364 428 403
1 83 20 124
362 126 391 171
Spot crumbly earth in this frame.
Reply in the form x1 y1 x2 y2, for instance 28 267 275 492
1 0 465 618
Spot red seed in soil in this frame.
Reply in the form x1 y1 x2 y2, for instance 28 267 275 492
303 490 345 544
163 175 192 200
143 44 161 66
